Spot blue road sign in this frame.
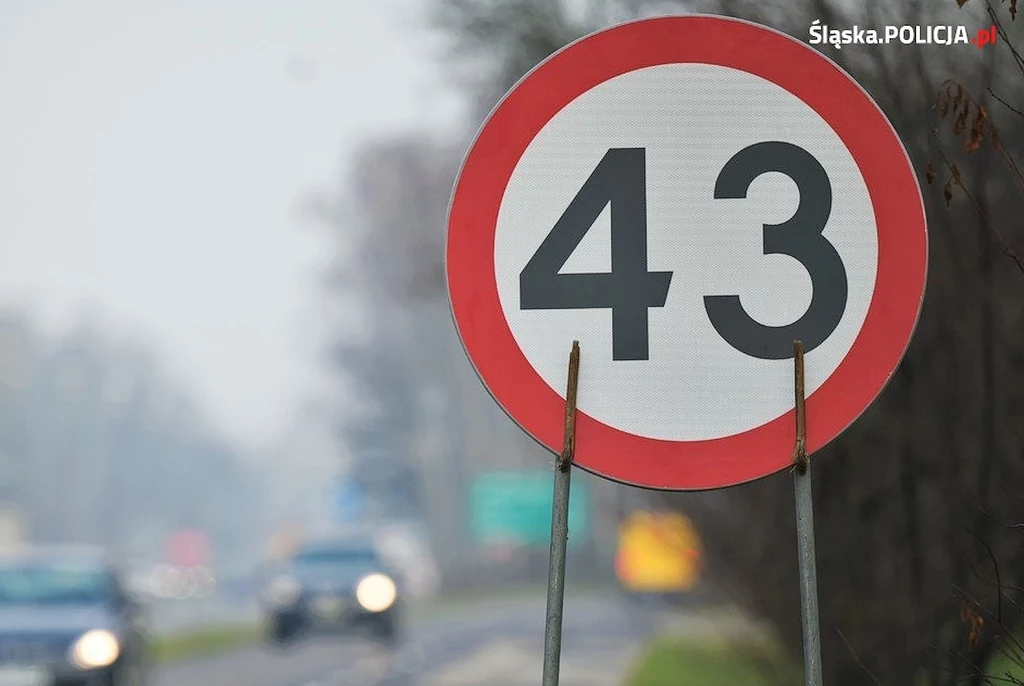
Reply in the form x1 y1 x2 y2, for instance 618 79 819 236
333 479 366 522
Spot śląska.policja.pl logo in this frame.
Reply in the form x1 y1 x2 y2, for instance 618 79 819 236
809 21 998 50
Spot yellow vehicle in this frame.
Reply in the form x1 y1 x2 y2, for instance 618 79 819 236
615 510 702 594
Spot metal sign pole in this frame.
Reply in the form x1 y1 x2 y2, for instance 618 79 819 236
792 341 824 686
541 340 580 686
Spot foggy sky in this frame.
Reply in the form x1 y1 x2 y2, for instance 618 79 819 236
0 0 464 451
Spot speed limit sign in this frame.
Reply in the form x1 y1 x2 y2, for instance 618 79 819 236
446 15 927 490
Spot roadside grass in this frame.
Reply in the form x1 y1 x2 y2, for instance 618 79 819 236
630 631 1024 685
986 644 1024 684
624 637 800 686
151 623 260 664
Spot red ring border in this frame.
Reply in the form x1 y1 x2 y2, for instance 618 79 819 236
446 15 928 491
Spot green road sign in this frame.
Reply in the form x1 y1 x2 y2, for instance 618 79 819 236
470 471 590 547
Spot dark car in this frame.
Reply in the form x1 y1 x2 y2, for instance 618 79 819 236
0 546 150 686
259 536 401 647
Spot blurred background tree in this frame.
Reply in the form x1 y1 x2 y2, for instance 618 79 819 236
0 309 269 569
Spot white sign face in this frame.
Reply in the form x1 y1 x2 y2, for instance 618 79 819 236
495 64 878 441
446 15 927 490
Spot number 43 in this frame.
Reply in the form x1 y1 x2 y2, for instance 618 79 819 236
519 143 849 362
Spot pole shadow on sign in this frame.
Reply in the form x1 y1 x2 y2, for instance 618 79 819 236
539 341 820 686
445 15 927 686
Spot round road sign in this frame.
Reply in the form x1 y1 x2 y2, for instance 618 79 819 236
446 15 927 490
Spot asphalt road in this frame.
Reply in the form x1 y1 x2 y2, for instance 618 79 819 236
153 589 672 686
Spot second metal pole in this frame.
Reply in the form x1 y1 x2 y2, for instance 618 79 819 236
794 461 823 686
542 340 580 686
542 456 572 685
792 341 823 686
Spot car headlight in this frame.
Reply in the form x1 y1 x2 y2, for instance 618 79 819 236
355 573 397 612
265 575 301 606
69 629 120 669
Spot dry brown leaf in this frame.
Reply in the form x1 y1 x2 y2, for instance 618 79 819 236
968 106 988 152
954 83 966 109
961 603 985 648
926 159 936 185
954 106 970 135
968 623 982 648
969 615 984 648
